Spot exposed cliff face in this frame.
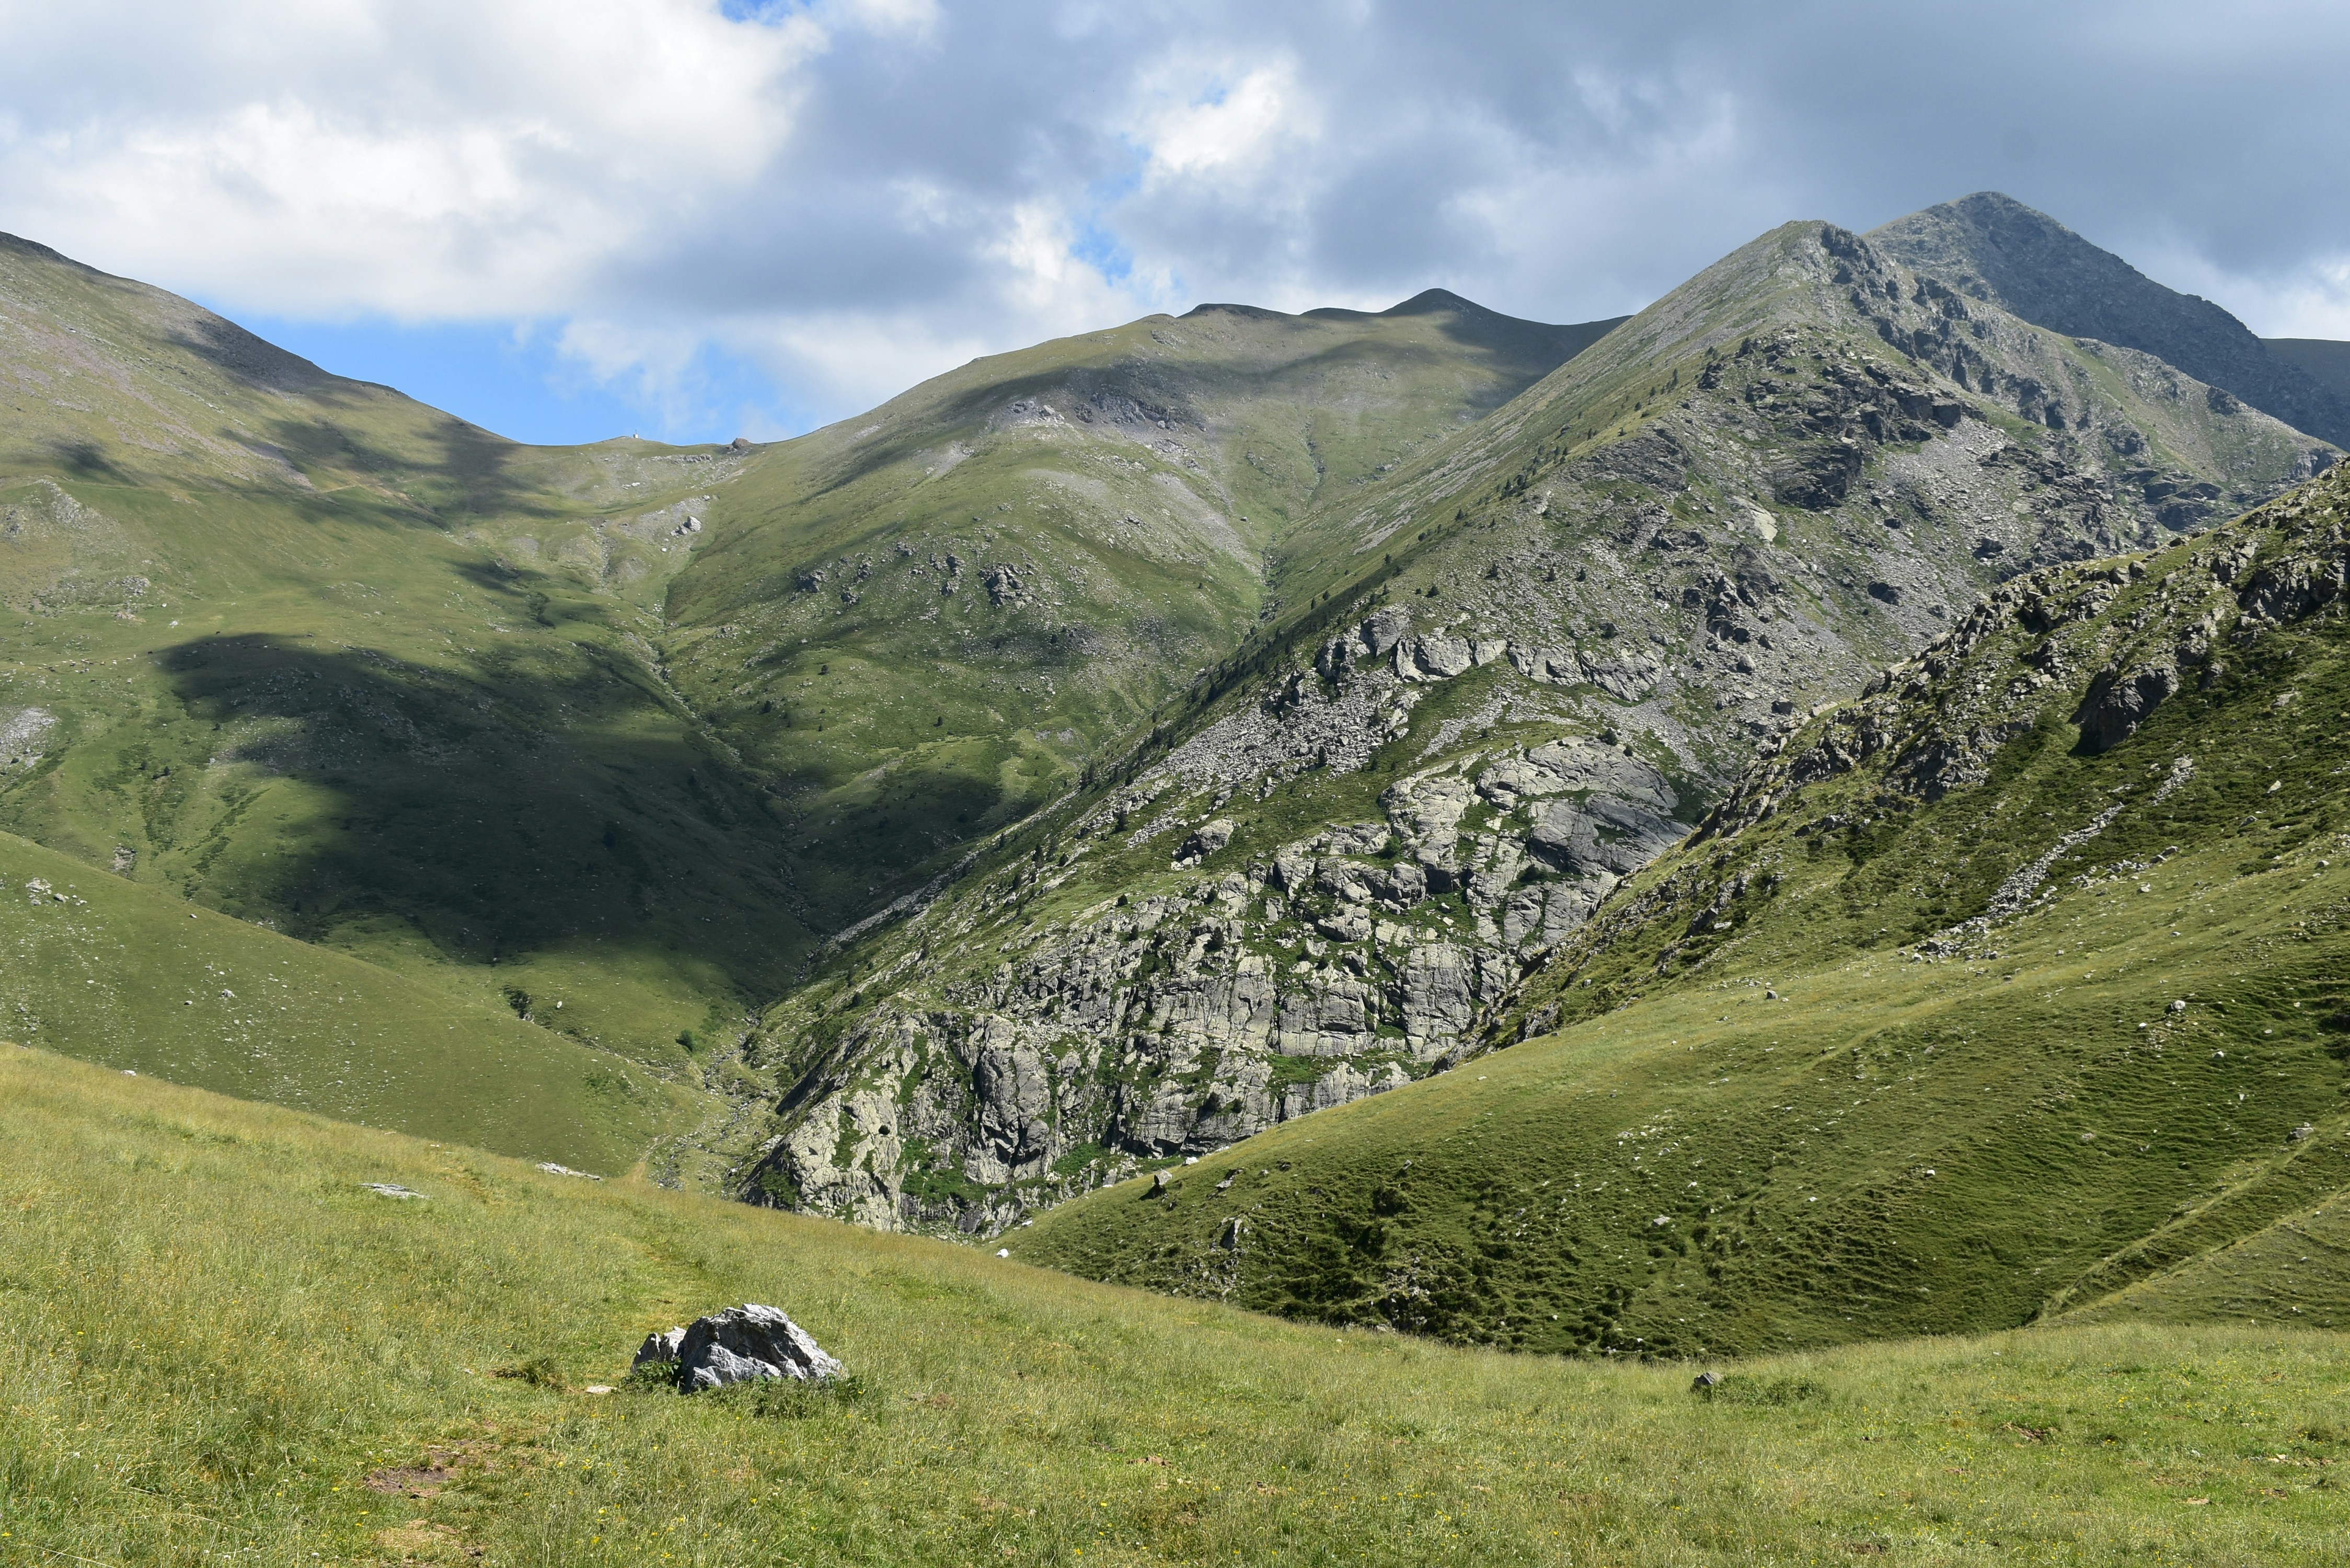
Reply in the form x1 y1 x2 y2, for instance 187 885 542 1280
731 217 2339 1237
752 727 1686 1230
1013 466 2350 1358
1494 459 2350 1051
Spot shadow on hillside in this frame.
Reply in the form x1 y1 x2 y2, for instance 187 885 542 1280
168 314 333 397
149 619 1015 1004
166 315 577 526
155 629 815 993
252 399 569 528
49 439 127 484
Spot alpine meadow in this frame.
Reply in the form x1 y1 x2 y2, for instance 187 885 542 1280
6 152 2350 1568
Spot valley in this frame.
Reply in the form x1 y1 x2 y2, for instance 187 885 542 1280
1017 465 2350 1354
3 191 2350 1398
740 209 2339 1235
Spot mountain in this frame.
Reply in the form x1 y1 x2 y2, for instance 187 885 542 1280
7 199 2342 1248
654 292 1619 930
2268 337 2350 403
735 213 2336 1233
0 230 822 1085
14 1045 2334 1563
0 234 1603 1129
1870 192 2350 446
1014 459 2350 1353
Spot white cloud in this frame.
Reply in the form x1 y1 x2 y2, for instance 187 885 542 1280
2127 245 2350 341
1136 62 1316 183
0 0 823 316
2 0 2347 436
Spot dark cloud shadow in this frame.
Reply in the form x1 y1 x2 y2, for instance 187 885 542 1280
49 439 126 484
143 606 1026 1014
150 628 817 1006
165 312 334 396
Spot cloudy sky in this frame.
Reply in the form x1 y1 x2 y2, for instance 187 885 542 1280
6 0 2346 444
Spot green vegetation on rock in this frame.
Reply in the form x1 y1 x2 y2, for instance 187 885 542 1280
1017 463 2350 1358
7 198 2350 1266
741 214 2340 1236
655 292 1619 927
0 237 1614 1146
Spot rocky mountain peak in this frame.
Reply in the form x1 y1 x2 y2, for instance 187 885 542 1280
1870 193 2350 445
731 209 2336 1239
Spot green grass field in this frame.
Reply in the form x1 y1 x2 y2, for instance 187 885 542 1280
0 824 702 1173
5 1047 2348 1566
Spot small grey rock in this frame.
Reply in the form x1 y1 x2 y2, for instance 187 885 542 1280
633 1326 685 1368
1691 1370 1724 1392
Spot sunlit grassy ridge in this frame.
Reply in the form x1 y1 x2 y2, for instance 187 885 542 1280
740 213 2340 1233
6 1048 2349 1566
656 295 1615 923
0 238 1612 1131
1016 470 2350 1355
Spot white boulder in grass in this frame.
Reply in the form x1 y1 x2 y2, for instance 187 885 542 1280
633 1305 842 1391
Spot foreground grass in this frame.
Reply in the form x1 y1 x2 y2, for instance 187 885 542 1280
3 1050 2345 1565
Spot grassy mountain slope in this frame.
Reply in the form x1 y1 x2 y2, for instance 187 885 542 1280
1870 193 2350 447
8 1047 2349 1565
0 233 819 1079
0 238 1618 1142
1015 462 2350 1358
653 294 1617 927
0 826 696 1172
736 214 2336 1234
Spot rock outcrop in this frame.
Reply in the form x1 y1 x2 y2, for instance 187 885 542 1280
634 1305 843 1392
1871 192 2350 448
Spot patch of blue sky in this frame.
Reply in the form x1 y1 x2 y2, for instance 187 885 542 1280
1072 163 1144 291
716 0 808 24
219 310 799 449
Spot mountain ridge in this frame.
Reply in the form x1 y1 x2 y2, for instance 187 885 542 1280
732 210 2337 1235
0 235 1616 1149
1870 192 2350 446
5 197 2347 1263
1015 459 2350 1354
